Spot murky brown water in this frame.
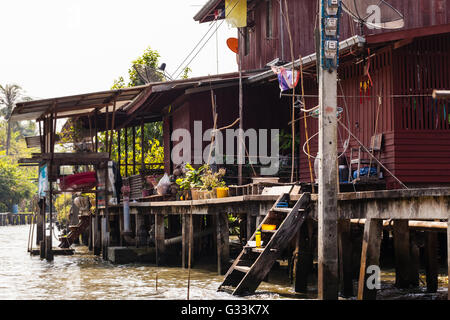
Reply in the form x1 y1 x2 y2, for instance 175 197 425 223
0 225 308 300
1 225 447 300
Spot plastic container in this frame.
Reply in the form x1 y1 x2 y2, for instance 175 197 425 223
216 187 229 198
261 224 276 231
255 230 261 248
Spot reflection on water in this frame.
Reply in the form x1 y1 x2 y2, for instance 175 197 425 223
0 225 307 300
2 226 446 300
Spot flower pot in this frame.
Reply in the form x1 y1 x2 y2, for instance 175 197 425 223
215 187 229 198
191 188 200 200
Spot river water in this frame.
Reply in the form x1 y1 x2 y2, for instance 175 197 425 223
1 225 447 300
0 225 307 300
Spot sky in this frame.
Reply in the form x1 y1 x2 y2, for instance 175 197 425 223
0 0 238 100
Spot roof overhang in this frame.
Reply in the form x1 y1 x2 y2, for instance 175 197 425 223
247 35 366 84
10 86 148 122
366 23 450 45
194 0 224 23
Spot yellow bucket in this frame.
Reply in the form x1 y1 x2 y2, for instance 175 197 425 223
216 187 229 198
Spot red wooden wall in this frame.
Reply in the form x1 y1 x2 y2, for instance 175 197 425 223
391 33 450 186
239 0 450 71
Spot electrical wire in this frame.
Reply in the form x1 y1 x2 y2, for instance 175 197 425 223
171 0 241 80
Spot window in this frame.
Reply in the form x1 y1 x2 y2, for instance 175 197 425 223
266 0 273 38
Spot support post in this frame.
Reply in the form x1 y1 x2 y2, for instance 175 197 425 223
101 216 109 260
294 219 313 293
246 213 256 241
155 214 165 265
216 212 230 275
317 0 340 301
338 219 354 297
393 220 411 288
135 212 146 248
425 232 438 293
357 219 383 300
93 212 101 256
182 214 190 268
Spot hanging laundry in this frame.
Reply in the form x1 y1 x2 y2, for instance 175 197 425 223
271 66 300 93
225 0 247 28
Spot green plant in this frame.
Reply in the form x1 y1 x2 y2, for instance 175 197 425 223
176 163 206 190
200 166 226 190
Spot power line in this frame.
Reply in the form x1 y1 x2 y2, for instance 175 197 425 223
171 0 241 79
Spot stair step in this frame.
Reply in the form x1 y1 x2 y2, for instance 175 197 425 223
234 266 251 273
69 225 79 230
261 229 276 234
251 247 264 253
219 286 235 294
273 207 304 213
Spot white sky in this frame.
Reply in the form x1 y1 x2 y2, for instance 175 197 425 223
0 0 238 100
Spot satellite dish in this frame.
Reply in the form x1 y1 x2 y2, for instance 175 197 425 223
342 0 404 32
133 64 164 84
226 38 239 54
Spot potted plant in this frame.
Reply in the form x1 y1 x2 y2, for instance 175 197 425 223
200 166 227 199
175 163 206 200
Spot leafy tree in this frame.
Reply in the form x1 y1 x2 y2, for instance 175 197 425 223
0 84 32 155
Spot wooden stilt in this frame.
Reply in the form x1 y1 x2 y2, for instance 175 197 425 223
246 213 256 242
101 216 109 260
155 214 165 265
294 219 313 293
425 232 438 293
135 212 146 248
182 214 190 268
216 212 229 275
357 219 383 300
93 213 101 256
393 220 411 288
409 233 420 287
338 219 354 297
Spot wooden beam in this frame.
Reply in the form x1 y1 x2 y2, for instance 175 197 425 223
433 90 450 100
357 219 383 300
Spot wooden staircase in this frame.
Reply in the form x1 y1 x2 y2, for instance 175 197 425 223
59 215 90 248
218 192 311 296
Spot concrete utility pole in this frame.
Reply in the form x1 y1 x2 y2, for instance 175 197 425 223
317 0 340 300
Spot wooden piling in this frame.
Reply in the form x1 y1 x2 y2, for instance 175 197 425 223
425 232 438 293
409 233 420 287
93 213 101 255
216 212 229 275
135 212 146 247
155 214 165 265
182 214 190 268
393 220 411 288
357 219 383 300
101 216 109 260
338 219 354 297
294 219 313 293
246 213 256 242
